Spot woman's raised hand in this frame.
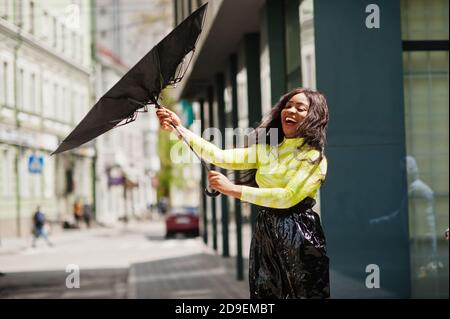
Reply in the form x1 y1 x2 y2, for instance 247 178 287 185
156 106 182 133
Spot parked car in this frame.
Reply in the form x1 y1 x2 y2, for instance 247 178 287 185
165 207 199 238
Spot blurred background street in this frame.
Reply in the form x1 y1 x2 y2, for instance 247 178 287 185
0 219 248 298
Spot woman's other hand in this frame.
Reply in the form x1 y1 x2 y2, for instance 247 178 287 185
208 170 242 198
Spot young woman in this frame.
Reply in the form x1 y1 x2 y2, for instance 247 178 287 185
156 88 330 299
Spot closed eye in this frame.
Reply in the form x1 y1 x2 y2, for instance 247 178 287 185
285 103 308 112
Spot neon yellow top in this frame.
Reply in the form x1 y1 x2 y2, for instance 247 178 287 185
184 129 327 209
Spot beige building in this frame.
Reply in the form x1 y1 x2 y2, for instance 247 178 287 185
0 0 94 237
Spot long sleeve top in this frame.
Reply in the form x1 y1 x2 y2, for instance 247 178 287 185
183 129 328 209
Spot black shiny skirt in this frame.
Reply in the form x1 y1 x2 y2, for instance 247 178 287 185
249 197 330 299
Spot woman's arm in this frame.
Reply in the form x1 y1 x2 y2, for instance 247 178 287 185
207 155 327 209
239 156 327 209
157 106 258 170
179 126 258 170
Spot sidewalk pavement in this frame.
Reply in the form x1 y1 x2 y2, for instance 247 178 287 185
0 220 250 299
128 252 250 299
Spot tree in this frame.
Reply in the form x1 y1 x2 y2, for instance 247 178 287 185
156 89 187 201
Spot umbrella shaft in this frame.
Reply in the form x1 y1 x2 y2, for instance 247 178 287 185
154 104 214 179
170 123 211 173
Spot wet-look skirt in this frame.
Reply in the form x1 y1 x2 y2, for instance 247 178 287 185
249 197 330 299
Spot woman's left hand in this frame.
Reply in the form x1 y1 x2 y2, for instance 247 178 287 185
208 171 242 198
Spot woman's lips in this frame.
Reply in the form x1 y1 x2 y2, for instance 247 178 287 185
283 116 298 126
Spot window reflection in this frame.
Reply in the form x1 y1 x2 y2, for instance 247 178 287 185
403 49 449 298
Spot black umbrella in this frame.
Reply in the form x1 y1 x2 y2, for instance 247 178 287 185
53 4 207 155
53 3 219 197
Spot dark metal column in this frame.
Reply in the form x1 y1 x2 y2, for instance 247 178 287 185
244 33 262 233
216 73 230 257
230 53 244 280
199 99 208 245
264 0 287 104
314 0 410 298
207 86 218 251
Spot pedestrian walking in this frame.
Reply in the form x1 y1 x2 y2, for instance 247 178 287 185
32 206 53 248
83 203 93 228
157 88 330 298
73 199 83 228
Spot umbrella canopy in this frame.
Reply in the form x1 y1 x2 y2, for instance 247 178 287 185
52 3 208 155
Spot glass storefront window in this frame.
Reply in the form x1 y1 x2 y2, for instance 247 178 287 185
402 0 449 299
401 0 449 41
403 50 449 298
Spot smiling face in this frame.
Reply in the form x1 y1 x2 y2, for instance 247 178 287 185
280 93 310 138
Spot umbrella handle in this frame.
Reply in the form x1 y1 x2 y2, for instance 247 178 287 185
204 187 220 197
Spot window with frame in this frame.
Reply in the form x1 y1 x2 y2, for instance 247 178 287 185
30 72 36 114
29 1 35 34
401 0 449 299
17 68 24 110
0 61 4 107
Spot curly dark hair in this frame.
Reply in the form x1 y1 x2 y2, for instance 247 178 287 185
234 87 329 187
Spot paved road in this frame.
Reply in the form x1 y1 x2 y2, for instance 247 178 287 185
0 221 249 299
129 254 248 299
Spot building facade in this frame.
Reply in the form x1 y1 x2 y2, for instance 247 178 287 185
94 0 171 224
0 0 94 238
173 0 448 298
93 49 160 225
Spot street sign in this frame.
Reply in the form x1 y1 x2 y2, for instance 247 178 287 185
28 155 44 174
107 166 124 186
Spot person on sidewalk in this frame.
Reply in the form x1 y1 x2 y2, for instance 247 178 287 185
157 88 330 299
32 206 53 248
73 199 83 228
83 203 93 228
